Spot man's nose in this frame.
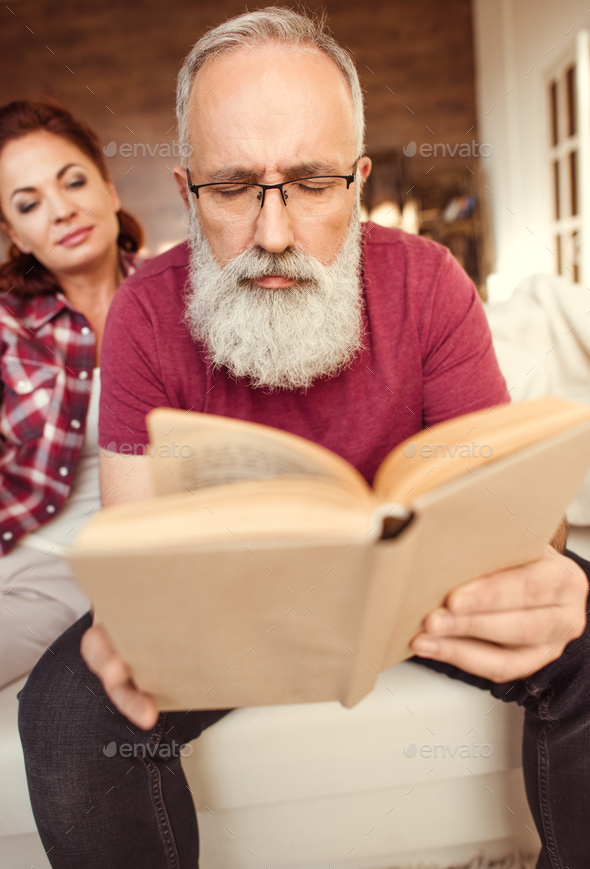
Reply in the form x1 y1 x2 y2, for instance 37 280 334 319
251 187 295 253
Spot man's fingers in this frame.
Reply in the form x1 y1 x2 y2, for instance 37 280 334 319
80 625 159 731
447 554 588 614
410 634 553 683
424 604 582 647
108 682 160 731
81 624 131 687
411 552 589 683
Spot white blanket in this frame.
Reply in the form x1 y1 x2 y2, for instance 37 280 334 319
485 273 590 525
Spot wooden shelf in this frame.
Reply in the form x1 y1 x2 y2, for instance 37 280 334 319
362 151 493 299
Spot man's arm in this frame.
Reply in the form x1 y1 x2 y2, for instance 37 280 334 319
99 452 155 506
81 271 170 729
408 254 588 680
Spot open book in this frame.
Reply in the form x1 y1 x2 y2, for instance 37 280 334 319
70 396 590 709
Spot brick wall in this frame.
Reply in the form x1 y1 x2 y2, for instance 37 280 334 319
0 0 477 251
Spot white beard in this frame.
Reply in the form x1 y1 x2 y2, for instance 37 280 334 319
183 198 365 391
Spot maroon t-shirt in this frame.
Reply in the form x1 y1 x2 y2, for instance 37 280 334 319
99 223 508 484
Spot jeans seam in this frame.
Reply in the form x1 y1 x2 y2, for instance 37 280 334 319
535 689 563 869
137 714 181 869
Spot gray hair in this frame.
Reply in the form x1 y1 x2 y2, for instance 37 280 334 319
176 6 365 165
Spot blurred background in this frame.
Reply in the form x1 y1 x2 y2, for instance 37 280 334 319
1 0 589 301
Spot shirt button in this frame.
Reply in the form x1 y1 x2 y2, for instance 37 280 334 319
46 504 56 514
78 370 89 380
81 326 91 336
2 531 13 541
58 466 69 476
70 419 81 429
15 379 32 394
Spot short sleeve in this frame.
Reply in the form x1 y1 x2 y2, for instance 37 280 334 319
419 250 509 426
98 282 169 451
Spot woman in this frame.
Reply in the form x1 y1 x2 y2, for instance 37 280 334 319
0 99 146 687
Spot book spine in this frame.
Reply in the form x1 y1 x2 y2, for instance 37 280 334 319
339 536 417 707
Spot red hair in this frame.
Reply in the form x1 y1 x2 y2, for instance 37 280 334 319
0 99 144 298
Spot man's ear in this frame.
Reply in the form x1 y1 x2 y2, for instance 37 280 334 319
172 166 191 210
356 156 372 191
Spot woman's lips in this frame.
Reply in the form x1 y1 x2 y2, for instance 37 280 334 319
253 275 296 288
58 226 94 247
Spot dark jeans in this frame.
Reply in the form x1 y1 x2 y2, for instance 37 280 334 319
18 549 590 869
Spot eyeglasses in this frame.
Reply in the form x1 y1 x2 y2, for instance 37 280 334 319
186 165 357 223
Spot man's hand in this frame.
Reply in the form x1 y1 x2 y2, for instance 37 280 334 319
410 549 589 682
81 618 159 730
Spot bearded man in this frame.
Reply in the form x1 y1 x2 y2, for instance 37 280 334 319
19 9 590 869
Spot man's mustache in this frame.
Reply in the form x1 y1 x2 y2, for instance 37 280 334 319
221 247 320 283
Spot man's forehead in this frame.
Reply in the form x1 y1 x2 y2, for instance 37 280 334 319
187 44 356 174
191 42 351 103
189 125 355 182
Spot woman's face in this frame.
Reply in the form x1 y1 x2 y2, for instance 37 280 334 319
0 129 122 277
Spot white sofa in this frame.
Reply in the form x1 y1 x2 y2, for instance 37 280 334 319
0 660 538 869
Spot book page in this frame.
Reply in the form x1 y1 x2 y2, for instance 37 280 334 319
146 408 370 499
173 434 340 491
373 396 590 507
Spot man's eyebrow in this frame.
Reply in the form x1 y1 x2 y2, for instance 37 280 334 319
207 162 339 183
11 163 80 199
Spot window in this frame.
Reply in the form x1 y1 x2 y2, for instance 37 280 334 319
548 61 581 281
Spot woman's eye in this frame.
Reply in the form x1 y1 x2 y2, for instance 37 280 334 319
18 201 37 215
68 177 86 189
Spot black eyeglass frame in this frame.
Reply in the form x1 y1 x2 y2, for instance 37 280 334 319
186 163 358 209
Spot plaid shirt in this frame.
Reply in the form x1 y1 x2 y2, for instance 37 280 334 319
0 252 142 555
